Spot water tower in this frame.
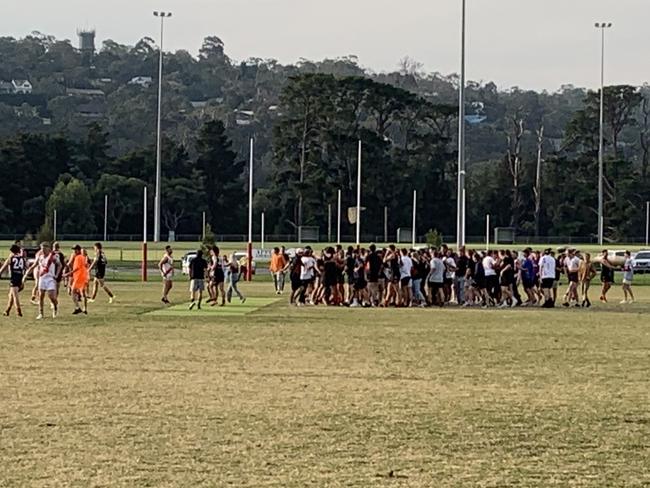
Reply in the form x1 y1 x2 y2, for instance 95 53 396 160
77 29 96 65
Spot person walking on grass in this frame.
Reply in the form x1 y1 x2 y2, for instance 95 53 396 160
89 243 115 304
24 242 59 320
621 251 635 304
226 253 246 304
562 248 581 307
270 247 288 295
0 244 26 317
538 248 556 308
67 245 90 315
188 249 208 310
159 246 174 304
208 246 226 307
579 252 597 308
599 249 615 303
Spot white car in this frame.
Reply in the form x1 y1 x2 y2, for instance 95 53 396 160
181 251 257 275
632 250 650 274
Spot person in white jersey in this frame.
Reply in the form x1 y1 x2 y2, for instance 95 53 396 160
621 250 635 304
398 248 413 306
24 242 59 319
538 248 557 308
562 249 581 307
482 250 499 304
158 245 174 304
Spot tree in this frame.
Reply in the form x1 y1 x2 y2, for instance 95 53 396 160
45 177 96 234
196 120 245 234
94 174 146 233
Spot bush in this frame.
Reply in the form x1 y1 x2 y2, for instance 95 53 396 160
201 223 216 253
425 228 443 248
36 219 54 244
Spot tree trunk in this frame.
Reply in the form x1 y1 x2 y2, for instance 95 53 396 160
533 125 544 238
506 117 525 229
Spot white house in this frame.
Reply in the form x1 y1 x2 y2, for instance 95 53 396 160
128 76 153 88
11 79 32 94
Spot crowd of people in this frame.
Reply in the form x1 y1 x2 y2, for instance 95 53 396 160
1 240 639 319
268 245 637 309
0 241 114 319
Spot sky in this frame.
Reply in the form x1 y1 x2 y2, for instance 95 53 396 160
4 0 650 91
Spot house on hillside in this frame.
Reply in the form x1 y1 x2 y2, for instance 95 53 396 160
12 79 33 94
234 109 255 126
78 100 106 118
66 87 105 98
0 81 13 94
128 76 153 88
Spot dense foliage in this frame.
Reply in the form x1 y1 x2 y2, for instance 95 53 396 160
1 32 649 240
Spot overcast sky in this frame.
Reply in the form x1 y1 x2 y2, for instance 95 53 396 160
4 0 650 91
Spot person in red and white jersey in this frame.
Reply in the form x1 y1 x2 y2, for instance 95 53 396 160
158 245 174 304
24 242 60 320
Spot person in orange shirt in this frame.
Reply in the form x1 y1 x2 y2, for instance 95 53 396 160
269 247 288 295
67 245 90 315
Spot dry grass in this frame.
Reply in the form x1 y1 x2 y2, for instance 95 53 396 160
1 281 649 487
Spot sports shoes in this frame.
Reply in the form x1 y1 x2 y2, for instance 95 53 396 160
30 299 38 305
17 309 22 317
88 298 96 303
108 297 114 304
188 302 196 310
619 300 628 304
72 309 82 315
52 308 57 319
36 314 43 320
241 297 246 304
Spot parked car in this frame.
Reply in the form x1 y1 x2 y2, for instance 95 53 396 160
181 251 197 275
593 249 628 269
632 250 650 274
181 250 256 275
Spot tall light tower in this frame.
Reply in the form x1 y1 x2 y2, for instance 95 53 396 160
456 0 467 249
153 10 172 242
595 21 612 246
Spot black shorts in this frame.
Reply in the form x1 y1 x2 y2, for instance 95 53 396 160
568 272 579 283
429 282 443 293
541 278 554 290
444 278 453 286
337 273 345 285
10 274 23 288
522 278 534 290
323 274 337 288
95 271 106 280
400 277 411 287
354 279 367 291
212 269 225 284
291 276 302 291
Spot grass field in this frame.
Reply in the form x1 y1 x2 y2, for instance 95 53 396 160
1 279 650 487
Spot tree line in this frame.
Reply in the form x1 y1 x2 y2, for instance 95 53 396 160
1 32 649 240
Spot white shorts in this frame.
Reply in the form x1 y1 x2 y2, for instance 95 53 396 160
38 277 57 292
623 279 632 286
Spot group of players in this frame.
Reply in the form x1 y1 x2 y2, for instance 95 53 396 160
157 245 247 310
0 241 114 319
269 245 636 308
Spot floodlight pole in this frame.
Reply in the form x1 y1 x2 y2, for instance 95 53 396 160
246 137 254 281
356 140 362 246
456 0 467 250
412 190 417 248
103 194 108 242
327 204 332 243
337 189 342 245
596 22 612 246
153 10 172 243
53 210 57 241
202 211 206 241
142 186 148 282
486 214 490 251
646 201 649 247
261 211 265 250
